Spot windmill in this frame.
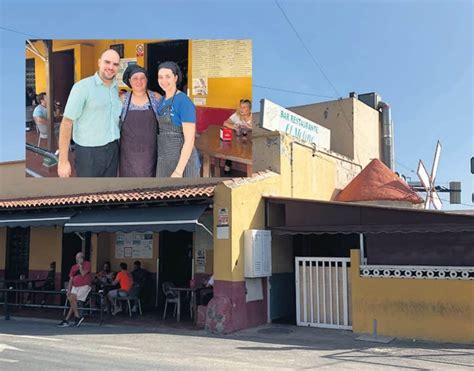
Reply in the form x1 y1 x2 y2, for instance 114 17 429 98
416 141 442 210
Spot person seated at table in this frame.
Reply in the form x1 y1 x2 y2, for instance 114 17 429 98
131 261 149 312
131 261 148 290
38 261 56 304
223 99 252 132
106 262 133 315
96 261 114 287
222 99 252 175
94 261 115 309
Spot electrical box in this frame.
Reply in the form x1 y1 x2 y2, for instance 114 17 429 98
244 230 271 278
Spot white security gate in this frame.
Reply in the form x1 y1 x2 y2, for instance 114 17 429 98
295 257 352 329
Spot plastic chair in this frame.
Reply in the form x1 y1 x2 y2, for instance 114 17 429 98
26 106 34 131
162 282 178 319
114 284 142 318
34 118 48 147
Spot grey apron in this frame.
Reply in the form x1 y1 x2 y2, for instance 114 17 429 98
156 93 200 177
119 92 158 177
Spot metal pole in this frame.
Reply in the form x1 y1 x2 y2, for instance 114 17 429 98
4 288 10 320
359 233 365 265
99 290 104 326
155 258 160 307
43 40 56 153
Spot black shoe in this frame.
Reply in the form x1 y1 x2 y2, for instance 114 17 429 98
74 316 85 327
56 319 69 327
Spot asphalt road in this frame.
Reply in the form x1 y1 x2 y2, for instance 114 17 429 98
0 318 472 370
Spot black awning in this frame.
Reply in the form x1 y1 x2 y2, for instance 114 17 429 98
271 223 474 235
0 211 75 228
265 196 474 234
63 205 209 233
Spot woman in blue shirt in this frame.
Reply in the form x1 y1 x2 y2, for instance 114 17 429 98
155 62 200 177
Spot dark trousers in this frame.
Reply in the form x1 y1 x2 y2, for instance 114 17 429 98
74 140 119 177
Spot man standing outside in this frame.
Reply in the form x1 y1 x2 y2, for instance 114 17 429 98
57 252 92 327
57 49 122 177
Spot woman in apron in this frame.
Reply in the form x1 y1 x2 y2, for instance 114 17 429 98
119 65 161 177
155 61 200 178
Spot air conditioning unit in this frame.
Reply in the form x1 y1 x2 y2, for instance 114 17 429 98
244 230 271 278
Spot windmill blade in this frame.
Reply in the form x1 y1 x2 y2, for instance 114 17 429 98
424 193 431 210
417 160 431 191
431 141 442 184
431 189 443 210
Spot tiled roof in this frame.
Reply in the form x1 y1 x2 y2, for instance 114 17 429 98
335 159 424 204
0 184 216 209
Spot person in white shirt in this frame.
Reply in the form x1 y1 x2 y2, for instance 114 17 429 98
222 99 252 175
223 99 252 132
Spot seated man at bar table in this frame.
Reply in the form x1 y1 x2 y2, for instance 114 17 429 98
106 262 133 315
96 261 114 287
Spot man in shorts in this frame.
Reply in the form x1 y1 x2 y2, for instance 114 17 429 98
107 262 133 315
57 252 92 327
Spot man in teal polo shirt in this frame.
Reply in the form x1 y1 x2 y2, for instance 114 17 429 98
58 49 122 177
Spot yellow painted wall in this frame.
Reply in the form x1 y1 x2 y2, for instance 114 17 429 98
214 130 355 282
96 232 159 274
193 77 252 109
0 228 6 272
29 227 62 271
350 250 474 344
194 211 214 275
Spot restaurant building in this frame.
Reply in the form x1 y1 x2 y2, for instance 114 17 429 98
4 93 473 343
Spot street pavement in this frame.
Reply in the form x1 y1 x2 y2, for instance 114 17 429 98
0 317 472 370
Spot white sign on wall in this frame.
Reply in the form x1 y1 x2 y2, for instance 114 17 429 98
115 232 153 259
261 99 331 150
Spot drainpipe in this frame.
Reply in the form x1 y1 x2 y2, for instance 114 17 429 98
378 102 395 170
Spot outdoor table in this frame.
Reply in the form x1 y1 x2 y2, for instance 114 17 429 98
169 286 206 322
195 125 253 177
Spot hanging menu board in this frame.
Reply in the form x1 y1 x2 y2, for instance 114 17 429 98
115 232 153 259
192 40 252 79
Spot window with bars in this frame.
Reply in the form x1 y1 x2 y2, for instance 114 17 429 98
26 58 36 91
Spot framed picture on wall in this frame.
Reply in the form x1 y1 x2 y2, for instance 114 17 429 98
110 43 124 58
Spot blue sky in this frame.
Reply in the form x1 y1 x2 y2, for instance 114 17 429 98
0 0 472 208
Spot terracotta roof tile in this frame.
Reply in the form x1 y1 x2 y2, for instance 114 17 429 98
0 184 216 209
335 159 424 204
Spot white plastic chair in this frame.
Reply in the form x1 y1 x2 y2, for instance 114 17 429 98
26 106 34 131
34 117 48 147
162 282 178 319
114 284 143 317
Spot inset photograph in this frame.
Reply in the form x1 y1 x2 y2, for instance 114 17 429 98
25 39 252 178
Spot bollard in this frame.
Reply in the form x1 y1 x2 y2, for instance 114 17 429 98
373 319 378 337
4 288 10 320
99 290 104 326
